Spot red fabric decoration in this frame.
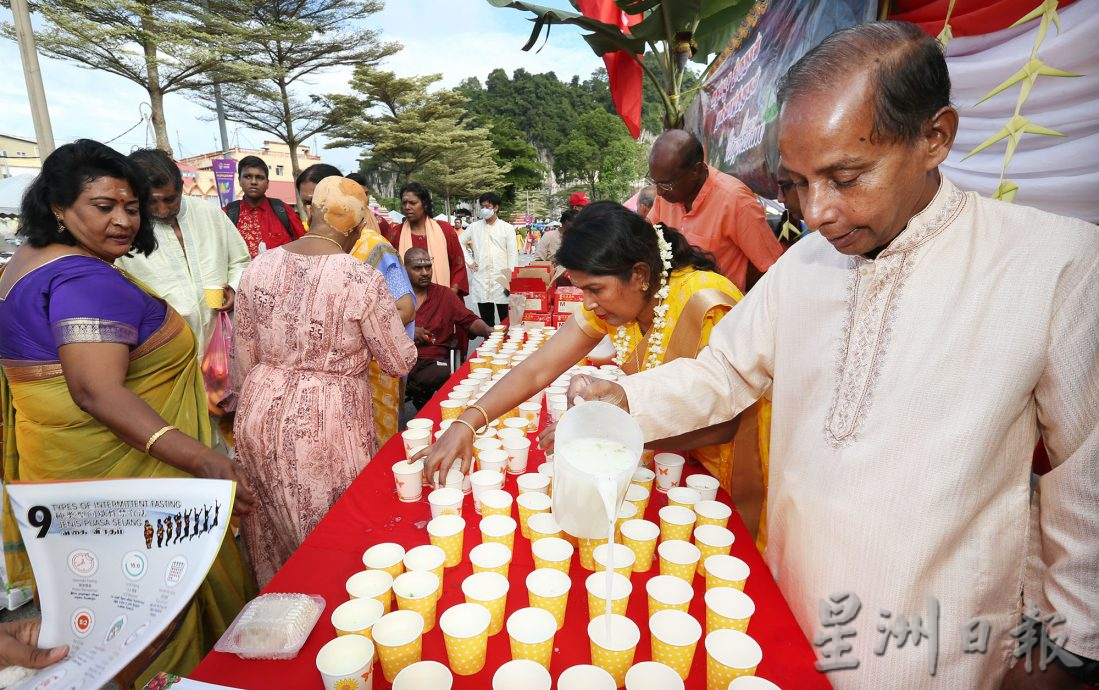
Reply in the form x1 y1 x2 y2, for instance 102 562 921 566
886 0 1078 38
577 0 644 138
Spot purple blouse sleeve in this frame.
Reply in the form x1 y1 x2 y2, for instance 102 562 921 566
46 262 158 348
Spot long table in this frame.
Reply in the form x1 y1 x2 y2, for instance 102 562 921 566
192 364 831 689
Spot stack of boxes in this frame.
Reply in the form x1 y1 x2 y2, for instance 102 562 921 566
509 262 585 328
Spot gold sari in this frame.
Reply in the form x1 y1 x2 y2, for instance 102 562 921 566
1 281 254 687
351 227 405 446
577 268 772 548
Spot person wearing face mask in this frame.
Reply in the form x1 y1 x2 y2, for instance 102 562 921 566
231 176 416 587
460 191 518 327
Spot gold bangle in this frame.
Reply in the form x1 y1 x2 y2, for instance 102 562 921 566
144 425 178 454
469 404 491 432
451 418 478 438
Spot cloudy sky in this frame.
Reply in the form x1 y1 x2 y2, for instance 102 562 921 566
0 0 602 172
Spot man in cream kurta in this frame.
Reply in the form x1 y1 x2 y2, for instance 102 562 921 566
461 192 518 327
574 23 1097 689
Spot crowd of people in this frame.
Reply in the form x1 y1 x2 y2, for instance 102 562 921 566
0 19 1093 690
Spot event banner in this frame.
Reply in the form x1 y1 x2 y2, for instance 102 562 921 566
7 478 236 690
212 159 237 209
690 0 874 198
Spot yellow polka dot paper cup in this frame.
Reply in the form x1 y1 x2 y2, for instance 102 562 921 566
439 602 492 676
479 488 513 518
427 514 466 568
620 519 660 573
462 571 510 636
517 491 552 539
526 567 572 630
658 539 701 583
578 537 601 571
403 544 446 592
362 542 405 580
469 541 513 579
624 661 684 690
559 663 618 690
527 512 563 543
705 629 762 687
705 586 755 634
479 514 517 551
493 659 552 689
649 609 703 680
624 483 651 517
704 554 750 592
631 466 656 494
531 536 573 573
331 597 385 640
584 571 632 621
667 486 703 511
646 574 694 619
392 660 453 689
439 399 464 420
507 606 558 669
372 609 425 683
693 524 735 577
693 500 732 529
593 542 636 581
316 633 375 690
346 569 394 615
659 505 697 543
393 570 441 634
588 613 640 687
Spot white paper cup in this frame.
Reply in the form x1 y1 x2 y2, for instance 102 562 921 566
727 677 782 689
331 597 385 638
392 660 453 689
428 487 463 518
316 634 376 690
362 542 405 575
346 569 393 601
496 427 526 443
492 659 551 690
478 449 509 475
431 467 464 491
403 544 446 579
653 453 685 492
537 462 554 479
623 661 685 690
471 470 505 513
704 554 751 591
439 419 455 431
469 541 512 572
558 664 617 690
401 428 432 458
479 488 513 518
705 629 763 680
593 542 636 576
694 500 733 527
502 436 532 474
667 486 703 509
646 574 695 614
392 460 425 502
686 473 720 501
517 472 550 495
473 437 504 459
405 417 434 434
503 416 529 433
518 401 542 428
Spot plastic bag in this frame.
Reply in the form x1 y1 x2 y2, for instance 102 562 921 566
201 311 236 416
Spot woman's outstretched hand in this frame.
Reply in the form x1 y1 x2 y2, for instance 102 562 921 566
416 422 476 485
566 374 630 412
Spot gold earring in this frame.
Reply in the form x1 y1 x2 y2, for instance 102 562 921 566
641 282 650 291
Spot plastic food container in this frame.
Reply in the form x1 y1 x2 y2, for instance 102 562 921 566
214 593 325 659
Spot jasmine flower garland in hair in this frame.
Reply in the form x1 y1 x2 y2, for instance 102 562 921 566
612 223 674 371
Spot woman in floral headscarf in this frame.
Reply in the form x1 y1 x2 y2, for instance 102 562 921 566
232 176 416 586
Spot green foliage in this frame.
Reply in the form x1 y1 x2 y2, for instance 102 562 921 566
554 109 645 201
193 0 397 176
485 119 545 204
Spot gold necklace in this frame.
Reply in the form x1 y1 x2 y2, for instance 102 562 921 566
302 233 346 252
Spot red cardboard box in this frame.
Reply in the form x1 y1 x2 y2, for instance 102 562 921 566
523 311 553 327
554 286 584 315
510 265 555 314
552 313 571 328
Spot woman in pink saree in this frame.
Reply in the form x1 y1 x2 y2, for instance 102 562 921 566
232 177 416 586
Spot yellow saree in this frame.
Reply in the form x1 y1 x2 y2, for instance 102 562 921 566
576 268 772 548
1 281 254 687
351 227 405 447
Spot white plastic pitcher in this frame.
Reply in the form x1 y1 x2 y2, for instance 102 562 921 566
552 401 644 539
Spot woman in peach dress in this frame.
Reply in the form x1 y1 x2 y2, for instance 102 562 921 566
232 177 416 586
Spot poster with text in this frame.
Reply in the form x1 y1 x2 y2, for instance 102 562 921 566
690 0 874 198
6 478 235 690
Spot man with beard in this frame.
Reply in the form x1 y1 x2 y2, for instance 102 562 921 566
116 149 250 360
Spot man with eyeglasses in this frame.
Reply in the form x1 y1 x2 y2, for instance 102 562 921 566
646 129 784 292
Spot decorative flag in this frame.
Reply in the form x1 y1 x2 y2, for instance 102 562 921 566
577 0 644 138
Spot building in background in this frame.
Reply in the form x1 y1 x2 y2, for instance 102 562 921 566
179 141 322 207
0 133 42 179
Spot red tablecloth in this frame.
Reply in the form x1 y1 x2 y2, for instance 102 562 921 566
192 365 830 689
